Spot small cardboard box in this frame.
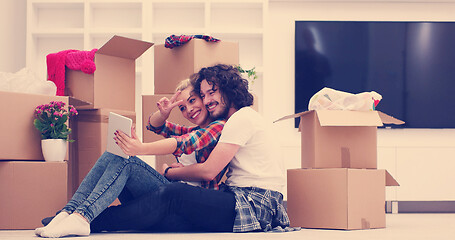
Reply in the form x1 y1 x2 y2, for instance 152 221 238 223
154 39 239 94
0 161 68 229
0 91 69 161
287 168 399 230
72 109 136 192
275 110 403 169
65 35 153 111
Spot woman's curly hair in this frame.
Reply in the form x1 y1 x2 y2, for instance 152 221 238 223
190 64 254 110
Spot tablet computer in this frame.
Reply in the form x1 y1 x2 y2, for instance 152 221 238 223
107 112 133 159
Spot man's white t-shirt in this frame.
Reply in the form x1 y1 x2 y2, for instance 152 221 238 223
219 107 285 193
177 152 201 187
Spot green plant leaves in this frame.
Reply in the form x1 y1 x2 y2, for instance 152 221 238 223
33 101 77 141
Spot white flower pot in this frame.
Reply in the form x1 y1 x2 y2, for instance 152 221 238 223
41 139 67 162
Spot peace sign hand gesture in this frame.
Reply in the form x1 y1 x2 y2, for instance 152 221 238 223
156 91 183 119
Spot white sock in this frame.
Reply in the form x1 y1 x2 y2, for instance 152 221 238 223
39 213 90 238
35 211 69 236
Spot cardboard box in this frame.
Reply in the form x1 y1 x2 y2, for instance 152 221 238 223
287 168 399 230
65 35 153 111
154 39 239 94
275 110 404 169
0 161 68 229
0 91 69 161
72 109 136 191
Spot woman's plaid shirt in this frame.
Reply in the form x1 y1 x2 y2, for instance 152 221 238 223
146 120 227 190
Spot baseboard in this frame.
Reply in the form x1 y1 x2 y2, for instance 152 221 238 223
386 201 455 213
284 200 455 213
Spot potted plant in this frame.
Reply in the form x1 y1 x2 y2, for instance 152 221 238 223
33 101 78 162
236 65 258 85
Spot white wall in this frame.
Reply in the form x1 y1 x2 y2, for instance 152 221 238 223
0 0 26 72
265 0 455 200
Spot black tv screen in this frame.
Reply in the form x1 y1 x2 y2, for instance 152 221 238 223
295 21 455 128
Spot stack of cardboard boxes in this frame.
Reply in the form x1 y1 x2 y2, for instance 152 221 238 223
143 39 239 169
0 91 69 229
67 36 152 194
0 36 152 230
278 110 403 230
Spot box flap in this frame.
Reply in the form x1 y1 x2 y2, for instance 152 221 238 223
76 109 136 123
377 111 405 125
273 110 313 123
316 110 383 127
385 170 400 186
274 110 403 126
97 35 153 60
69 97 91 108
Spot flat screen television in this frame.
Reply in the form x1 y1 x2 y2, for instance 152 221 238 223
295 21 455 128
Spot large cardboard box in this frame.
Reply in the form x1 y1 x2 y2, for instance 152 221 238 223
154 39 239 94
275 110 403 169
0 91 69 161
0 161 68 229
72 109 136 192
66 35 153 111
287 168 399 230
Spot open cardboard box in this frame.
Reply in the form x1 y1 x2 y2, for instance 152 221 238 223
154 39 239 94
66 35 153 111
275 110 404 169
0 161 68 229
287 168 399 230
0 91 69 161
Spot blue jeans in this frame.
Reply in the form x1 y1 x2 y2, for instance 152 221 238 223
62 151 170 222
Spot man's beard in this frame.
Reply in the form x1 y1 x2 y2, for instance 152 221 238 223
210 100 230 120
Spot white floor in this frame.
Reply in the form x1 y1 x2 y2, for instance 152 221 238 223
1 214 454 240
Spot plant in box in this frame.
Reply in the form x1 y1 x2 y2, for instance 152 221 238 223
33 101 78 162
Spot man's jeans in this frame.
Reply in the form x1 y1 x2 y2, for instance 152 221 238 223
62 151 169 222
91 182 236 232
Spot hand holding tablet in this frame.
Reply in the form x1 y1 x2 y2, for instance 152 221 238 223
107 112 133 158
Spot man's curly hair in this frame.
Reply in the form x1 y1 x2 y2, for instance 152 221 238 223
190 64 254 110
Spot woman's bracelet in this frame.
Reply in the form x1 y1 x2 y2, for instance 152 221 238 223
163 166 172 178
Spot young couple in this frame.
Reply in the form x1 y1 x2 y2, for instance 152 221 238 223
35 64 290 238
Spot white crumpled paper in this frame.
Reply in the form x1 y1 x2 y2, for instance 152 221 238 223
308 87 382 111
0 68 56 96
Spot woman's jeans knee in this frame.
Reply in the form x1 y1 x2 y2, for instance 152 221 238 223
63 151 169 222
